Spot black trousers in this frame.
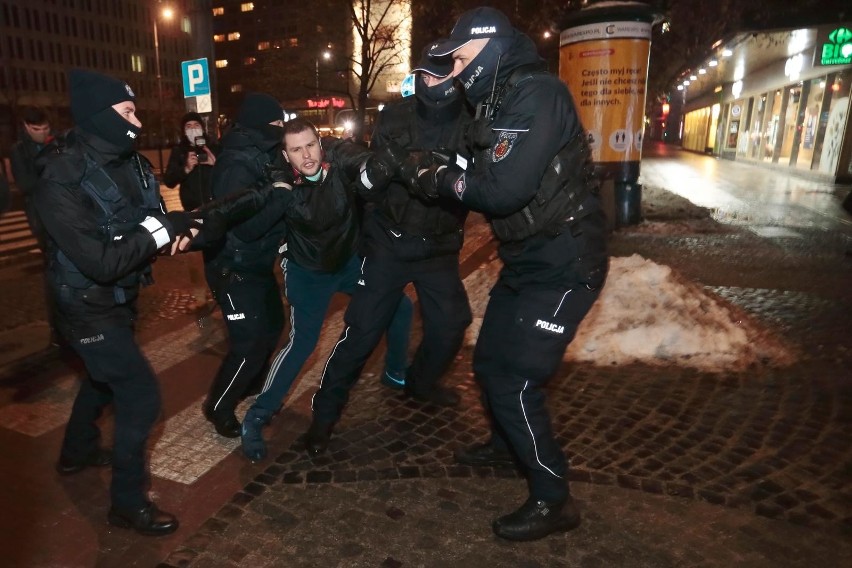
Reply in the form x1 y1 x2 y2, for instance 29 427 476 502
206 265 285 419
312 251 471 423
61 324 161 510
474 280 600 503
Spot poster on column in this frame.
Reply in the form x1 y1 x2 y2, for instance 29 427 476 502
559 21 652 165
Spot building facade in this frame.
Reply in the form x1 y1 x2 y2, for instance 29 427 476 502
0 0 210 152
670 24 852 183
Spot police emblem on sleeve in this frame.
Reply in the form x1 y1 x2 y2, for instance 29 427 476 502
453 173 466 199
492 131 518 162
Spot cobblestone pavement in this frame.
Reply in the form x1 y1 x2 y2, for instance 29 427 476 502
160 149 852 567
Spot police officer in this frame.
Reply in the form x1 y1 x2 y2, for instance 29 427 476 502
203 92 288 438
408 8 608 541
303 47 473 455
240 118 412 462
33 69 204 535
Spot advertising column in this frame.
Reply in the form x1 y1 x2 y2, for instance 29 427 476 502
560 1 659 226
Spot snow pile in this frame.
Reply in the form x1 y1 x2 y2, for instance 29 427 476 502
463 254 795 372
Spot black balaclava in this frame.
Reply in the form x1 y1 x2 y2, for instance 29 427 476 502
236 92 283 147
456 36 515 105
416 74 458 105
69 68 140 155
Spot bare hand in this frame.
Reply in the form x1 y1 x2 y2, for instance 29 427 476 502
170 227 200 255
185 152 199 174
202 146 216 166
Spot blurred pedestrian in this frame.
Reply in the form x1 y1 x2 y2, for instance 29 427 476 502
163 112 218 211
34 69 206 536
303 46 473 455
407 7 609 541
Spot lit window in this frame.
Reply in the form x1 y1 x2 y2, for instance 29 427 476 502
257 41 270 50
214 34 225 43
231 84 243 93
289 37 298 47
181 17 191 34
212 7 224 16
243 56 256 65
227 32 241 41
240 2 254 11
131 54 143 73
215 59 228 68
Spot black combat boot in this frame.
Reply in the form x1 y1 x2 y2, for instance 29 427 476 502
304 419 335 456
203 403 240 438
492 496 581 541
404 385 460 407
108 502 179 536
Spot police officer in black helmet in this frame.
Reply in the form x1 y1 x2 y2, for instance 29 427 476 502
303 45 473 454
34 69 206 536
406 8 608 541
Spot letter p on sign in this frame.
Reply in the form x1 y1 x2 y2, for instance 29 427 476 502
181 58 211 98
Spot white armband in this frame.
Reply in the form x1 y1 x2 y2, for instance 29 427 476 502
140 216 171 248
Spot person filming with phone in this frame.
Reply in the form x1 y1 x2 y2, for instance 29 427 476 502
163 112 218 211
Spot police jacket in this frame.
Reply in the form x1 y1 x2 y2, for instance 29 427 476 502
437 33 605 288
163 138 218 211
368 87 471 260
208 125 286 274
33 128 166 329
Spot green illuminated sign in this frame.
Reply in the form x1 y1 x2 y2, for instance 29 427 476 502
820 27 852 66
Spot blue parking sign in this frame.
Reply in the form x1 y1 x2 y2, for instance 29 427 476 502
181 58 210 98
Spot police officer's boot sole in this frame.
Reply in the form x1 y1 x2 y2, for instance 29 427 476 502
492 497 581 541
304 420 335 456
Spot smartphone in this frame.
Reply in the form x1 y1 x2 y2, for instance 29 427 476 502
194 136 208 163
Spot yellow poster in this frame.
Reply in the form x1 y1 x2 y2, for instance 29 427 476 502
560 21 652 164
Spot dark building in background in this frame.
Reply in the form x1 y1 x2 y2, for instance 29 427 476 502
211 0 352 131
0 0 212 152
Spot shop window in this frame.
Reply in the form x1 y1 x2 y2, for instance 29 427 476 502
795 78 826 170
813 71 852 175
778 86 801 162
761 90 783 162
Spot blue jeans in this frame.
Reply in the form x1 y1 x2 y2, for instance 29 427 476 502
252 255 412 413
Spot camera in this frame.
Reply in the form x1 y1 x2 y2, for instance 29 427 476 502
194 136 208 163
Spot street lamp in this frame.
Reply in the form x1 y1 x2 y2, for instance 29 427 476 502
315 50 332 98
153 3 174 173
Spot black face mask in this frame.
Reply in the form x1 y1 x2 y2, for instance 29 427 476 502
417 74 458 104
456 37 513 104
79 107 141 155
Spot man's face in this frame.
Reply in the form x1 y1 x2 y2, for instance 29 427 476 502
450 39 489 78
24 122 50 144
283 128 322 176
112 101 141 128
184 120 203 131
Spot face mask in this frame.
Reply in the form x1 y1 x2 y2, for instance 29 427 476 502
417 74 458 104
457 37 513 104
185 127 203 144
79 107 141 154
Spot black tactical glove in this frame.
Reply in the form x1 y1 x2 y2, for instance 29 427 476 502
431 148 469 171
264 164 295 189
360 140 409 191
399 152 435 200
372 140 408 174
464 118 493 152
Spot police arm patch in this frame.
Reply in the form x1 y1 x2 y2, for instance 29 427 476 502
492 131 519 163
453 173 466 200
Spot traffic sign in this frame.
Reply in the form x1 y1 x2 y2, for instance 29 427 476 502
181 58 210 98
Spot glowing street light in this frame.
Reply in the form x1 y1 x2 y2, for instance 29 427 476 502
315 49 332 97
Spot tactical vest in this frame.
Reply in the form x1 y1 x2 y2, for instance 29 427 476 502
378 98 468 236
52 151 160 303
481 68 599 242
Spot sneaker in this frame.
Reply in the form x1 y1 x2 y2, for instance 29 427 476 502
381 369 406 390
241 407 273 462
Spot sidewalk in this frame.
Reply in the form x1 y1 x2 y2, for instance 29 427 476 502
1 143 850 567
